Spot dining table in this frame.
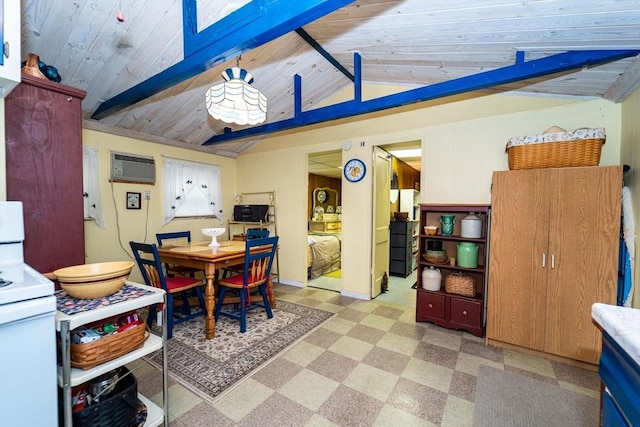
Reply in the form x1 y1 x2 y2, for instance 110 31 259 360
157 239 275 339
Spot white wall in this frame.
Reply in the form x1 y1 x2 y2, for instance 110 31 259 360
239 93 622 298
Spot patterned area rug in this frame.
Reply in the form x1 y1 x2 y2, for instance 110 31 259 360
146 300 333 403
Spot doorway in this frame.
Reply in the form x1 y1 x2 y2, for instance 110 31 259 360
307 150 343 292
375 141 422 304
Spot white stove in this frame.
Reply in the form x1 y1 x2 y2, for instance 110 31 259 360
0 201 58 426
0 263 54 304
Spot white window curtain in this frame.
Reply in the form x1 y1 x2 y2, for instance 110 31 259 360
82 146 106 228
162 158 224 225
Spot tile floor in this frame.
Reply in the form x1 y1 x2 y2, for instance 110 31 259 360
134 282 600 426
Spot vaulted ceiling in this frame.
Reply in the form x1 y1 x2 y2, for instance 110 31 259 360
20 0 640 158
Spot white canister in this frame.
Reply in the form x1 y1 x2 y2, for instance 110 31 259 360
460 212 482 238
421 266 442 291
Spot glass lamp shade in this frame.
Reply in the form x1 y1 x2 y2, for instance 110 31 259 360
205 67 267 125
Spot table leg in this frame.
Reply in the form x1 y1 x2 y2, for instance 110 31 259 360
204 267 216 339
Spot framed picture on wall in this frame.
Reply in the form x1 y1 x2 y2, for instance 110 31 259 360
126 192 141 209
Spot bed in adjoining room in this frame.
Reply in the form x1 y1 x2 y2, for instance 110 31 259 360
307 232 341 279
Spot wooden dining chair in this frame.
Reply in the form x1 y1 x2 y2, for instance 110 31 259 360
215 236 279 333
130 241 206 339
246 228 270 239
156 231 202 278
220 228 270 279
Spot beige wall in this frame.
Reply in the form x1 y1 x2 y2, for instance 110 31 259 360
423 98 622 203
1 89 632 300
239 93 623 298
620 87 640 307
82 129 237 283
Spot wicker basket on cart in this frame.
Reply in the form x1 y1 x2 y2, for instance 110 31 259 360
506 127 605 170
444 272 475 297
70 321 149 370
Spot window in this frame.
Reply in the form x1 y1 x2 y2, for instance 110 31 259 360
162 158 223 225
82 146 105 228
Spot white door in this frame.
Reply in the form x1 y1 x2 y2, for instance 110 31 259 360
371 147 391 297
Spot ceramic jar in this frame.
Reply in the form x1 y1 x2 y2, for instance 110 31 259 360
456 242 478 268
440 215 455 236
460 212 482 238
421 266 442 291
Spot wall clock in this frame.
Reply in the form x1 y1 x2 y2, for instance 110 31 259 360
126 191 141 209
344 158 366 183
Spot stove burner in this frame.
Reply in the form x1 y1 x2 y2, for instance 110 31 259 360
0 278 12 288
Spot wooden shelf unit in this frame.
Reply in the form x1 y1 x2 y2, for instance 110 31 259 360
416 204 490 337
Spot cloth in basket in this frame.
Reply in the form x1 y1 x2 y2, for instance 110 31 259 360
506 127 605 170
70 321 149 370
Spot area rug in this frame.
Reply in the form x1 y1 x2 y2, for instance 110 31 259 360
323 269 341 279
473 365 599 427
146 300 333 403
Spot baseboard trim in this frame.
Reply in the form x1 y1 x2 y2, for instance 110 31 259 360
486 338 598 372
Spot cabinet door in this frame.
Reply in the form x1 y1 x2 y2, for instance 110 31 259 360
5 77 86 273
487 169 550 350
544 166 621 363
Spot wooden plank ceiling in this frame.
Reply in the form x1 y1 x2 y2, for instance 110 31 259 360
20 0 640 159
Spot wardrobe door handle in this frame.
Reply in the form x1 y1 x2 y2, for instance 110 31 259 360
542 253 546 268
551 254 555 269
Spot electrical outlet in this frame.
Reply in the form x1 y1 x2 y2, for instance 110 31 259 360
144 190 151 200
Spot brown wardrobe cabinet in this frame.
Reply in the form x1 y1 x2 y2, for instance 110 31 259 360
487 166 621 364
5 74 87 274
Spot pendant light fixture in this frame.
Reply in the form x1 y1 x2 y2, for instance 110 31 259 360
205 57 267 125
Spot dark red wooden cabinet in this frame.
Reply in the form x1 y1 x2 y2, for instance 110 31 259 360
5 74 87 273
415 204 490 337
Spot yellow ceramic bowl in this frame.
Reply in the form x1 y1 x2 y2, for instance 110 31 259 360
54 261 135 299
424 225 438 235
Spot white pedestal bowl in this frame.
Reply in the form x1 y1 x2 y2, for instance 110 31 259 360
202 227 225 247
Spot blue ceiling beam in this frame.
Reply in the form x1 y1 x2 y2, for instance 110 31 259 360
91 0 355 120
202 50 640 145
295 28 354 82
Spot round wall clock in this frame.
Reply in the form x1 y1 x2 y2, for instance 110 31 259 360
344 158 366 182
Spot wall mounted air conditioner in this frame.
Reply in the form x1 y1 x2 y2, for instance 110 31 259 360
109 151 156 184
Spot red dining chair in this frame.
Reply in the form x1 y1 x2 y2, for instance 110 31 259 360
214 236 278 333
130 241 206 339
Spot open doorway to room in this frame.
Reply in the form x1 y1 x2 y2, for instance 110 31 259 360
306 150 343 292
376 141 422 307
